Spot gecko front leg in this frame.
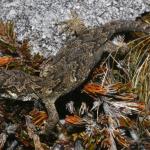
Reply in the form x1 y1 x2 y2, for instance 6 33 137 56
42 96 59 132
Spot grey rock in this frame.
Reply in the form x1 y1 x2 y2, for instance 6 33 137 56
0 0 149 56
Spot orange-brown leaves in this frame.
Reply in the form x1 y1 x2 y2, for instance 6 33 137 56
0 20 44 76
83 82 137 101
29 109 48 127
0 56 15 66
0 20 16 45
113 129 129 147
83 83 107 96
19 39 32 61
65 115 86 126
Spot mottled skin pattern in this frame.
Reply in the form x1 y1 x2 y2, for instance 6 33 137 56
0 19 150 130
0 70 43 100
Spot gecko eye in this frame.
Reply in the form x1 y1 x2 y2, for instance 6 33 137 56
45 89 53 95
9 86 18 93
